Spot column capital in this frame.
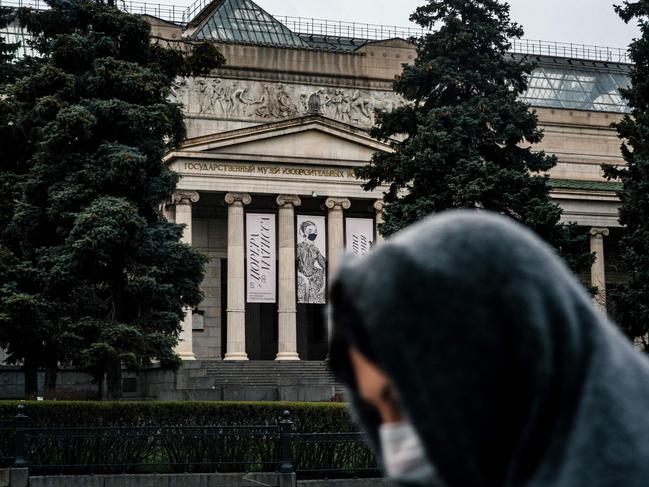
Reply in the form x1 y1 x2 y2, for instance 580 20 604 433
325 197 351 210
276 195 302 208
172 190 200 206
225 192 252 206
373 200 385 213
590 227 610 238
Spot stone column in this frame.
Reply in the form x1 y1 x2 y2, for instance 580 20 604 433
276 195 302 361
590 227 610 312
160 198 175 222
224 193 252 361
374 200 385 244
325 198 351 277
172 191 200 361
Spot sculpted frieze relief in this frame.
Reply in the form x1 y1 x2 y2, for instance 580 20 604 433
169 77 402 129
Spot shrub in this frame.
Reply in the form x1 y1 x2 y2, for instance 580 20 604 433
0 401 355 431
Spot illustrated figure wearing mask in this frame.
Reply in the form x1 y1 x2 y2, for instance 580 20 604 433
329 211 649 487
297 220 326 304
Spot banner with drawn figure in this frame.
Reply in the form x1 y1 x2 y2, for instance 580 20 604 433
296 215 327 304
345 218 375 256
246 213 276 303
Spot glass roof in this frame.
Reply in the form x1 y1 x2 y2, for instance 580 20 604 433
192 0 309 48
521 65 630 113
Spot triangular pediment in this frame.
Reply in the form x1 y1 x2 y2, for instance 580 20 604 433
169 115 392 165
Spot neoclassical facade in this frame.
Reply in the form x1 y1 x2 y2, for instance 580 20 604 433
0 0 634 398
163 116 391 361
140 0 632 363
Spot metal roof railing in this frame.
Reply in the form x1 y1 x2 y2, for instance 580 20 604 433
0 0 632 64
0 0 188 24
510 38 630 64
276 16 426 41
182 0 209 23
280 19 630 64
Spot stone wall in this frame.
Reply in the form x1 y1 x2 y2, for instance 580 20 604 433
298 481 388 487
24 473 288 487
0 367 182 401
536 108 625 183
0 368 98 400
209 40 414 86
2 470 388 487
0 469 391 487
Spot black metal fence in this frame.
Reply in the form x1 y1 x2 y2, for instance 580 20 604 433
0 418 14 467
1 406 380 479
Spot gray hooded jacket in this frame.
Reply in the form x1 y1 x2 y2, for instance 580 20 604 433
329 211 649 487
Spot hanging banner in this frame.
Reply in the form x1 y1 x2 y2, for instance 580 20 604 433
346 218 375 256
296 215 327 304
246 213 276 303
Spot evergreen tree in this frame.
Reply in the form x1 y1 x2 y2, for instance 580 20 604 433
359 0 592 271
603 1 649 349
0 7 22 230
0 6 49 397
0 7 19 86
0 0 224 398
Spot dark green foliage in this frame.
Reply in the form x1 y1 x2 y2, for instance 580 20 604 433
602 1 649 348
0 401 354 430
0 0 225 397
360 0 592 271
0 7 20 87
0 6 49 398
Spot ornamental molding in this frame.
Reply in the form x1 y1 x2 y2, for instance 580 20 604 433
170 77 403 130
225 192 252 206
276 195 302 208
325 197 352 210
590 227 610 237
172 190 200 205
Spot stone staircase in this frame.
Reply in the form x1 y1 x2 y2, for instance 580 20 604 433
204 360 335 385
168 360 346 402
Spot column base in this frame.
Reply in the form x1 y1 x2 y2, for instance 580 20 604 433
275 352 300 361
224 352 249 361
178 352 197 361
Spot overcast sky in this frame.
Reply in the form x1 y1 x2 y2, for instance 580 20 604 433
187 0 641 49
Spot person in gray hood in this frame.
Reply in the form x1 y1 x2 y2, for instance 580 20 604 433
328 210 649 487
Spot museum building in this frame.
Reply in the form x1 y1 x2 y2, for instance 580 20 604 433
0 0 635 398
147 0 631 365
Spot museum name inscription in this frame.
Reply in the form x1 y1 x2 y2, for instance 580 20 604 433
183 162 357 179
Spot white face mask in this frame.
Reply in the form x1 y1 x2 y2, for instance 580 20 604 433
378 421 444 485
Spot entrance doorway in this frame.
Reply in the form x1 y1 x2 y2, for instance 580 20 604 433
297 304 328 360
